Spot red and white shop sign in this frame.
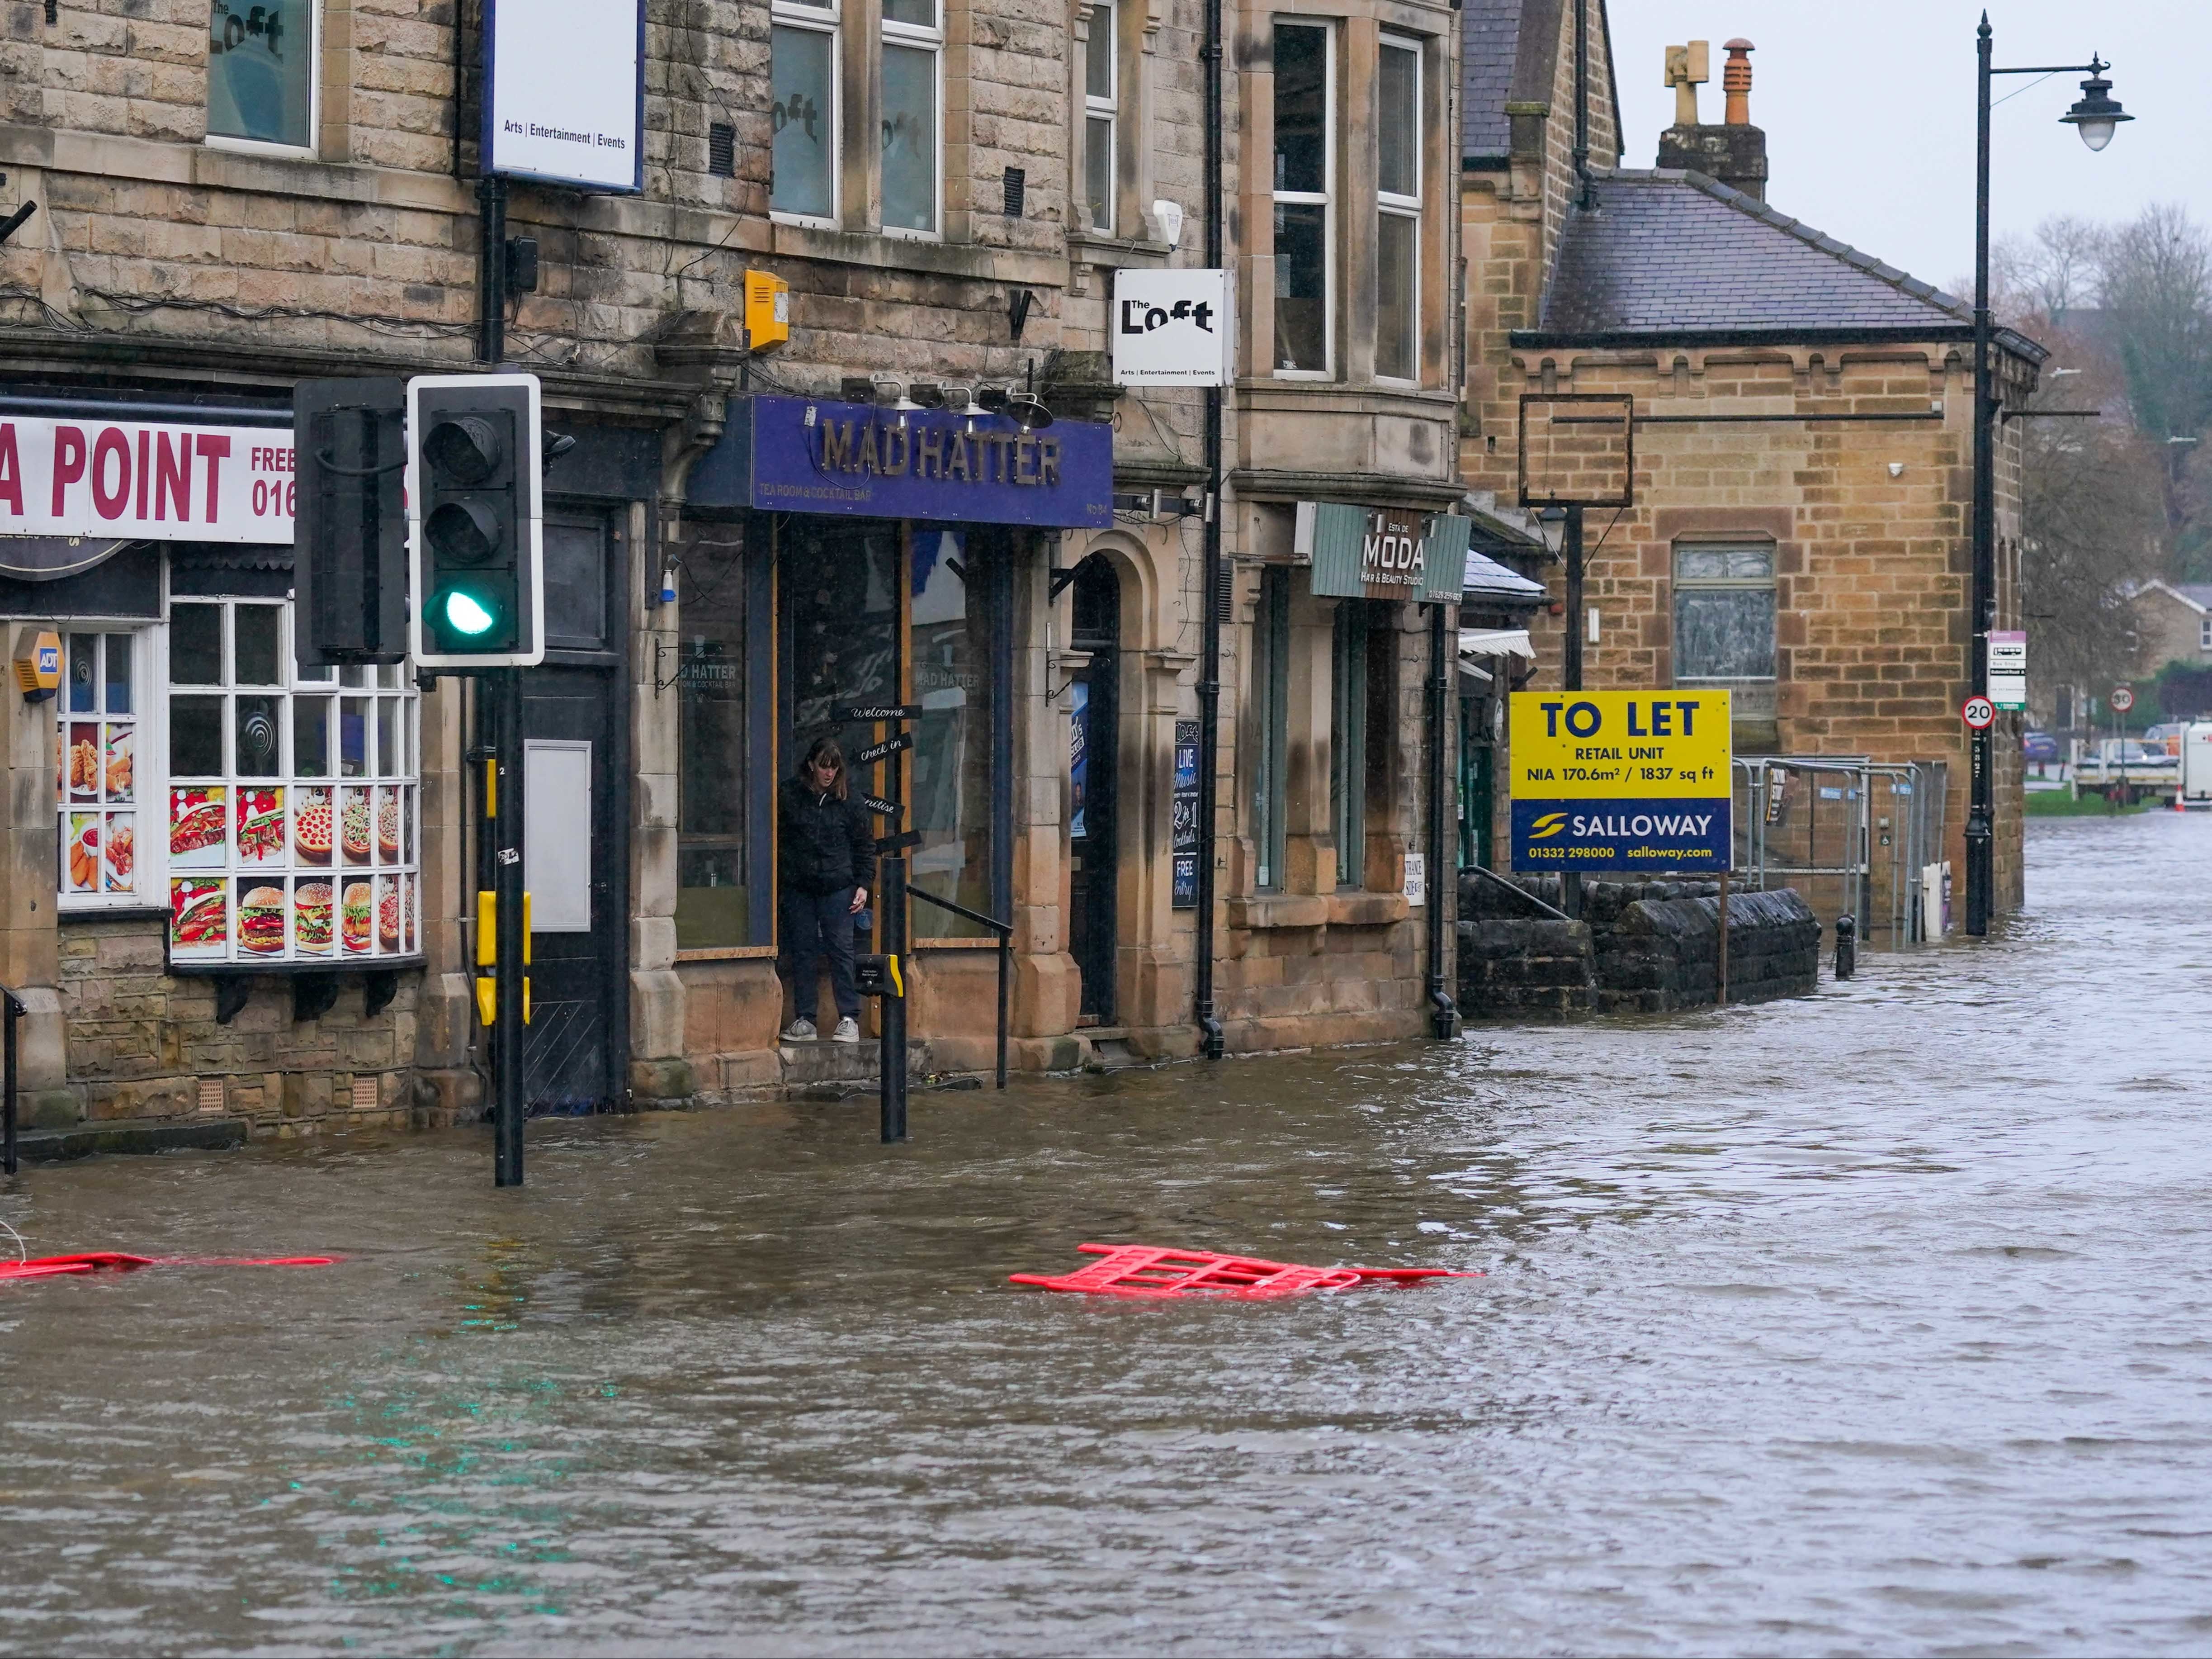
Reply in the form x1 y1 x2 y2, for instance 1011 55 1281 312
0 417 295 544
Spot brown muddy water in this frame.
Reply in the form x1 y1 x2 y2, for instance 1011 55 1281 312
2 813 2209 1656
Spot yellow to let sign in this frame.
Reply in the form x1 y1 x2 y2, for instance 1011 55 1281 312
1508 690 1732 800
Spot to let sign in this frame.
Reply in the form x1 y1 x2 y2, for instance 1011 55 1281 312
1508 689 1734 873
0 417 293 543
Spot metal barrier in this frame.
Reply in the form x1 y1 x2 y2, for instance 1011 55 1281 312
907 888 1012 1089
1730 757 1950 948
2 983 22 1175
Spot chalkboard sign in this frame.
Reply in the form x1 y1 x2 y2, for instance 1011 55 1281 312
1171 718 1201 909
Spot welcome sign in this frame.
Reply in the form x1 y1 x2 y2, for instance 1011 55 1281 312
1508 690 1734 872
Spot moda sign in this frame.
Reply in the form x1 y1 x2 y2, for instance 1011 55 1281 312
1300 501 1470 603
0 417 293 543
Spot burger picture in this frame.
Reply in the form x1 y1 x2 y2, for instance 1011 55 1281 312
378 885 401 951
238 885 286 955
294 882 333 954
171 881 226 953
296 790 333 864
340 881 373 953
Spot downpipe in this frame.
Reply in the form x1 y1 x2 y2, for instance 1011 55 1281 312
1191 0 1226 1061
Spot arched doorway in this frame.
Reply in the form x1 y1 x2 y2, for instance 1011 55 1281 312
1068 555 1119 1024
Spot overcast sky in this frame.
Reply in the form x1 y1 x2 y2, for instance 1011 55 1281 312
1608 0 2210 297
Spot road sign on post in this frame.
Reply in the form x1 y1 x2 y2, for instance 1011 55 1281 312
1988 630 2027 711
2110 685 2136 714
1508 690 1734 874
1961 695 1996 730
407 373 545 668
294 378 408 667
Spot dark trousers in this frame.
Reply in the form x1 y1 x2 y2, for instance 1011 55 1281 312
782 886 859 1022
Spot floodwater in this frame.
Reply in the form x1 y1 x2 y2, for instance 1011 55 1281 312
3 814 2210 1657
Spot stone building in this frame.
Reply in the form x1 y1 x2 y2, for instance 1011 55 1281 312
0 0 1474 1146
1456 4 2038 943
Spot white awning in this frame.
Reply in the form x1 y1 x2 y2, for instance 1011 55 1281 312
1459 627 1535 660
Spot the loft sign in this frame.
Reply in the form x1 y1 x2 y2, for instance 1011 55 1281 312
1300 500 1470 603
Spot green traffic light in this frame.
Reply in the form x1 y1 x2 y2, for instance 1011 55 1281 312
442 589 497 636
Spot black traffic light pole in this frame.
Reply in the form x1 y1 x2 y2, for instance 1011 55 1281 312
490 668 527 1185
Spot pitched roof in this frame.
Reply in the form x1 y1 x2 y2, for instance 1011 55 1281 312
2143 580 2212 613
1526 169 2043 358
1461 0 1525 161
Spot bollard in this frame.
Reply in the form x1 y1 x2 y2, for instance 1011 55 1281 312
1834 913 1857 981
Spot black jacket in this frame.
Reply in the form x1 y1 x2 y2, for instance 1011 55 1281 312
779 776 877 897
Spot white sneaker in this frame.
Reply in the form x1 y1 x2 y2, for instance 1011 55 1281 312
831 1017 860 1043
781 1017 817 1042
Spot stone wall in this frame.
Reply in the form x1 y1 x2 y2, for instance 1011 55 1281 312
1593 885 1819 1012
52 916 426 1133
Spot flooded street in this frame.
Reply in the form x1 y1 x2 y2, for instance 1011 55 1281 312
4 812 2209 1656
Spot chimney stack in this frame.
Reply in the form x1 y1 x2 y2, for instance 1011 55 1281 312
1657 36 1769 201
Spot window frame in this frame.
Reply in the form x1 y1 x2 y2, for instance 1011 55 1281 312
1083 0 1118 235
1271 19 1336 381
770 0 843 229
1251 567 1290 891
56 626 156 913
879 0 945 240
1374 33 1423 385
203 0 321 160
2200 612 2212 651
1672 541 1780 698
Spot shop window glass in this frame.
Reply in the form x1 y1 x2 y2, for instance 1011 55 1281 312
544 518 610 651
160 598 421 966
1674 545 1777 683
1251 568 1290 890
58 631 144 907
1330 599 1367 888
911 531 992 938
771 14 837 222
881 39 941 234
1375 37 1422 384
1084 2 1116 233
1272 22 1332 375
207 0 315 151
676 549 756 951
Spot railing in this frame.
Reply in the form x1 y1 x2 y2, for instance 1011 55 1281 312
907 889 1012 1089
1 983 23 1175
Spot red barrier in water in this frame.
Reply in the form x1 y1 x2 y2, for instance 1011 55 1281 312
1010 1242 1478 1300
0 1252 337 1282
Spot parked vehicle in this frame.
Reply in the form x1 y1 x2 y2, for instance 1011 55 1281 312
2143 721 2192 757
2075 738 2182 806
2023 730 2060 763
2184 724 2212 807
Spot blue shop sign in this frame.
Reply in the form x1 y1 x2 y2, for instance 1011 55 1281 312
690 395 1112 528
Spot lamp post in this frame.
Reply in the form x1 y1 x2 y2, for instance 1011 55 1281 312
1967 15 2130 936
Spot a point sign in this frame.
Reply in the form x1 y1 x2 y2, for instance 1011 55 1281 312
2110 686 2136 714
1961 695 1996 731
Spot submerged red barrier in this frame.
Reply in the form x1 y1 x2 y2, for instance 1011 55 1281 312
0 1252 337 1282
1010 1242 1479 1300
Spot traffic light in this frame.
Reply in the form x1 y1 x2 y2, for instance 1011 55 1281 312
406 373 544 668
293 377 407 667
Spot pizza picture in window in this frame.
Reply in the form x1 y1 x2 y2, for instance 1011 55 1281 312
104 815 134 891
340 787 372 866
340 881 373 953
169 787 227 869
170 877 227 958
377 788 401 861
378 881 401 952
294 787 333 865
236 787 286 866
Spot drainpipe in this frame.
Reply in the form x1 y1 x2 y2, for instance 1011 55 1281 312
1572 0 1594 208
1426 600 1459 1037
1192 0 1226 1059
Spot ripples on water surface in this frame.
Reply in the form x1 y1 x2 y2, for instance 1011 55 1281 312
3 815 2209 1656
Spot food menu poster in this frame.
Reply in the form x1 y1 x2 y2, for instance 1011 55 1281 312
167 781 419 963
62 720 136 896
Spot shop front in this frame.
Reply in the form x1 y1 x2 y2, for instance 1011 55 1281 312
667 394 1111 1093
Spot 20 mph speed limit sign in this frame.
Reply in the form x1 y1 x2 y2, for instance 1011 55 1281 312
1961 695 1996 730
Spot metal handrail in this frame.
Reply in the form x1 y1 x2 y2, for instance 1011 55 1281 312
1462 862 1574 922
1 983 23 1175
907 888 1012 1089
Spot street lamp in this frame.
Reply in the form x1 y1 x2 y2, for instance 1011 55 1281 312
1966 14 2130 938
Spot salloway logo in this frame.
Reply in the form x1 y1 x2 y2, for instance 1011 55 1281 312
1529 811 1569 841
1562 811 1716 838
1509 795 1732 873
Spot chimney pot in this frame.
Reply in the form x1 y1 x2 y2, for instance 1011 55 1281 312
1723 39 1754 126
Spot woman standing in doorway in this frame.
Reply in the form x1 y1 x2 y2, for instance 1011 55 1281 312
778 736 875 1042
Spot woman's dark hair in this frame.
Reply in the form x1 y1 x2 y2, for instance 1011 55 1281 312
798 735 848 800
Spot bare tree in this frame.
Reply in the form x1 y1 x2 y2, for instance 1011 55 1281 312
2097 204 2212 566
1993 214 2108 322
2017 409 2165 699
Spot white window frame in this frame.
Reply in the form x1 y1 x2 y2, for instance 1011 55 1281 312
879 0 944 241
203 0 321 160
1375 33 1423 386
770 0 842 229
2200 612 2212 651
1083 1 1117 235
1271 19 1335 381
56 625 159 913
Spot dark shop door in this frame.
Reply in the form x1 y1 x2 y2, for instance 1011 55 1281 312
1068 555 1118 1024
517 509 630 1113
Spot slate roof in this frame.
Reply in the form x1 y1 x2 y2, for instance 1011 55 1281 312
2147 581 2212 612
1462 547 1548 606
1461 0 1523 161
1531 170 1997 341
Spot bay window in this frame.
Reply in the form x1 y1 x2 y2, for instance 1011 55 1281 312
771 0 840 222
1271 22 1333 376
1375 36 1422 383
